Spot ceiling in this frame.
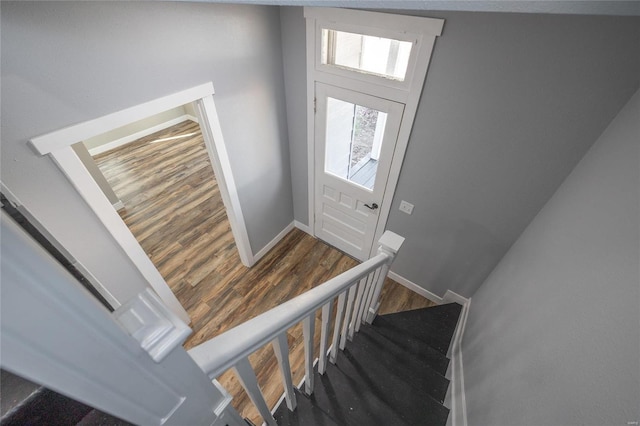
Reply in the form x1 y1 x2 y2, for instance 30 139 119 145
176 0 640 16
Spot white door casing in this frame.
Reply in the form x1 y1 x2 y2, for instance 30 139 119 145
314 83 404 260
305 8 444 259
28 83 255 323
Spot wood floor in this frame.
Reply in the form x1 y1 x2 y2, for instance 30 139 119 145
93 120 436 424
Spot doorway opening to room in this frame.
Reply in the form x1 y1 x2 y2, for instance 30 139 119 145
29 83 253 324
77 103 241 327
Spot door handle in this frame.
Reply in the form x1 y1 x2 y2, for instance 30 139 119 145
364 203 379 210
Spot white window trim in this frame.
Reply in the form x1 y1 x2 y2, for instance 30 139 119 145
313 19 422 92
305 7 444 258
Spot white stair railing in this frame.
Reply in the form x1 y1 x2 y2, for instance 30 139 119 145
187 231 404 425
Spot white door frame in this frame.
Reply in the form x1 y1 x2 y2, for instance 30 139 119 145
313 83 405 260
29 83 254 323
305 8 444 259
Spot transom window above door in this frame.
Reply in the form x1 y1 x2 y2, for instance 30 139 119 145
321 28 413 81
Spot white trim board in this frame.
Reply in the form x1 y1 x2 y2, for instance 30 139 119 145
387 271 444 305
193 95 253 268
443 290 469 307
88 114 198 156
185 114 199 123
253 222 295 263
444 295 471 426
294 220 312 235
30 83 213 156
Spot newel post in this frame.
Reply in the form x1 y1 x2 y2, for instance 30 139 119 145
365 231 405 324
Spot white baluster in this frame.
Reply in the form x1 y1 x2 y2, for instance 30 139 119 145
339 284 358 349
348 277 367 340
354 271 375 332
365 264 388 324
302 313 315 395
365 231 405 324
329 291 347 363
318 301 333 375
272 333 297 411
232 357 277 426
363 268 381 322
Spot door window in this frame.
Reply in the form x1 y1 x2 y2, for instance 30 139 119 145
325 97 387 190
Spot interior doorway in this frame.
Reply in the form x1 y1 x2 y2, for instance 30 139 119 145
83 113 240 317
29 83 253 323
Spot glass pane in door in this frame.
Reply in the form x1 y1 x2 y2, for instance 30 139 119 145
325 97 388 190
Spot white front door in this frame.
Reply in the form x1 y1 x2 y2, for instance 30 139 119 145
314 83 404 260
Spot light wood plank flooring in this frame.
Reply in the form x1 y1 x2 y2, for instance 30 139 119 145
93 121 436 424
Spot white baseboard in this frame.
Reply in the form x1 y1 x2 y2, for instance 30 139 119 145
253 222 295 263
443 290 468 306
293 220 312 235
88 115 196 156
184 114 199 123
444 295 470 426
112 201 124 211
444 291 469 359
387 271 444 305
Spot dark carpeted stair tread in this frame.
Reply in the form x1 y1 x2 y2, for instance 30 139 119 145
352 324 451 403
274 389 340 426
302 361 411 426
380 303 462 336
333 347 449 426
76 409 133 425
367 320 452 375
374 303 462 354
360 321 450 375
1 387 93 426
372 316 451 356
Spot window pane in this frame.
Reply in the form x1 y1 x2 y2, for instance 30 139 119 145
325 97 387 190
321 29 412 81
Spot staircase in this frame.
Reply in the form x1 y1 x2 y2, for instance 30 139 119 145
1 227 460 426
273 303 462 426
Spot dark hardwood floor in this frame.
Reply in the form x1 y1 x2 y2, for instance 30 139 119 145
93 120 436 423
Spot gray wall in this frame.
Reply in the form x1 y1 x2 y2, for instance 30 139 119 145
83 105 189 152
462 89 640 426
280 6 309 224
1 2 293 302
281 9 640 297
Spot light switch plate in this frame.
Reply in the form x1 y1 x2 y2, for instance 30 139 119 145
399 200 414 215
